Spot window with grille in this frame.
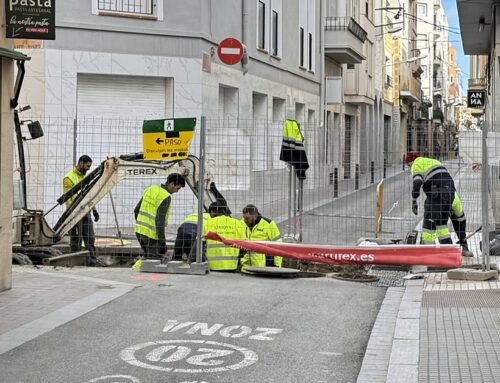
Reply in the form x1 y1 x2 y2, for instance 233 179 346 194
94 0 161 19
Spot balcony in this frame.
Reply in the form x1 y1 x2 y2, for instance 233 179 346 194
468 78 487 90
399 63 421 103
400 76 422 103
433 107 444 122
324 17 367 64
433 56 442 67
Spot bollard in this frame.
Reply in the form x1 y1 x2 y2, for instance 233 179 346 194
334 168 338 198
355 164 360 190
383 158 387 178
402 154 406 171
370 161 374 184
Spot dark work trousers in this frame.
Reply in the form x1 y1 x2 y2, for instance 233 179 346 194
173 224 197 261
70 214 96 265
136 233 165 259
423 186 454 244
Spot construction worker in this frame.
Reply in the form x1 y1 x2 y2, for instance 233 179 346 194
63 155 99 266
203 202 247 271
173 211 210 261
240 204 282 272
406 151 473 257
133 173 185 267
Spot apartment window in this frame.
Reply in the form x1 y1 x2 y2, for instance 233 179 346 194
258 1 266 49
300 27 305 67
417 3 427 16
299 0 315 71
347 64 355 70
308 33 313 70
93 0 162 20
257 0 282 57
271 10 278 55
365 1 369 16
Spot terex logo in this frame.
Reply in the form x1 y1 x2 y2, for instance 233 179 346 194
9 0 52 11
126 168 158 176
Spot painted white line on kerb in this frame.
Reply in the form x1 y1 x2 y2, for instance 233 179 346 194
220 47 241 55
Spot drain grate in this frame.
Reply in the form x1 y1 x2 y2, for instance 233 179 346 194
367 269 407 287
423 289 500 308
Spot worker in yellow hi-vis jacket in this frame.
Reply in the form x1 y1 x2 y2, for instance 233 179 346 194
240 204 282 272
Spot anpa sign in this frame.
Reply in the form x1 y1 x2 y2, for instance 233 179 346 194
5 0 55 40
467 90 486 109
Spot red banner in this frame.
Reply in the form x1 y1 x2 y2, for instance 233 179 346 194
204 232 462 267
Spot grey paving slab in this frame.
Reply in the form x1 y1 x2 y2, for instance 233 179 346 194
0 267 136 355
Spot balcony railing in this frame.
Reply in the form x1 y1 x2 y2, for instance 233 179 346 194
433 80 442 89
468 78 487 89
98 0 154 16
325 17 368 43
433 108 444 122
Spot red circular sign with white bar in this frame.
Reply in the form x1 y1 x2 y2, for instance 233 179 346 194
217 38 244 65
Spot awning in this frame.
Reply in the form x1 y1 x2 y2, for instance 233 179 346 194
0 47 30 61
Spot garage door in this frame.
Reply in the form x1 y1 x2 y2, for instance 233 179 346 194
76 74 168 157
76 74 170 231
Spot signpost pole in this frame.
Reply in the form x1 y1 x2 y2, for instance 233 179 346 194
481 102 490 271
195 116 207 265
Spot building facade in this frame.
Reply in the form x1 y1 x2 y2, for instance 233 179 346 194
18 0 323 228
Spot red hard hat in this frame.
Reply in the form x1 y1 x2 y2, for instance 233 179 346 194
405 151 422 165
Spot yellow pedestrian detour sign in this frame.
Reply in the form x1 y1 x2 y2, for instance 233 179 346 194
142 118 196 160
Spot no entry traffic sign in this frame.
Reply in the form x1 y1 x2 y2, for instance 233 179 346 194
217 38 244 65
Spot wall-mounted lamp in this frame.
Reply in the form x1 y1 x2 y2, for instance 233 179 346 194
478 17 486 33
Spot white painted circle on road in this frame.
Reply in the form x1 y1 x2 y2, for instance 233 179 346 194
88 375 140 383
120 340 258 373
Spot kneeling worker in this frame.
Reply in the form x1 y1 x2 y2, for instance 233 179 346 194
240 204 282 272
203 202 247 271
173 211 210 261
133 173 185 267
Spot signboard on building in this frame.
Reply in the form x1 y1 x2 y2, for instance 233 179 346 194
467 90 486 108
5 0 56 40
143 118 196 161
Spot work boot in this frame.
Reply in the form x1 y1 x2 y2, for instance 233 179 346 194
460 241 474 257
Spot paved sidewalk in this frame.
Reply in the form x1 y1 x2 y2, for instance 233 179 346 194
358 272 500 383
0 266 136 355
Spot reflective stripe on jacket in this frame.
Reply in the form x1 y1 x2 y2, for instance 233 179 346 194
134 185 171 240
203 216 247 271
63 167 85 208
410 157 455 200
241 216 282 270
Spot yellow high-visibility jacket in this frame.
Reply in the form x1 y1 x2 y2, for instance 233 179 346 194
134 185 172 241
203 215 247 271
63 167 85 208
241 216 282 271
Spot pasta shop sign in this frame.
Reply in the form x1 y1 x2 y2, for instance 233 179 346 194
6 0 55 40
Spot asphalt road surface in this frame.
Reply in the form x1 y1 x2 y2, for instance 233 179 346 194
1 269 385 383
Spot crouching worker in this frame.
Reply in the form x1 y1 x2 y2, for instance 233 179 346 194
173 211 210 261
132 173 185 269
240 204 282 273
203 202 247 271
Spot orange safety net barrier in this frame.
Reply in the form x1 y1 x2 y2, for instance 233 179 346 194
204 232 462 267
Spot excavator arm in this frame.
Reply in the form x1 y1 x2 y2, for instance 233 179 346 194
22 154 228 246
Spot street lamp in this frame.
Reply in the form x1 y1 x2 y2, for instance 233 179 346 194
382 55 427 67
